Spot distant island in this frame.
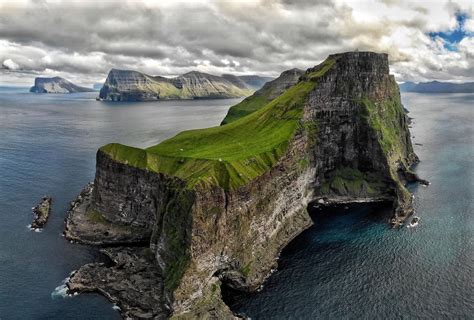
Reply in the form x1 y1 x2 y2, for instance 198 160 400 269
98 69 273 101
30 77 94 93
399 81 474 93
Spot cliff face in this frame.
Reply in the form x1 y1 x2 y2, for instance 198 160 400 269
30 77 93 93
98 69 269 101
67 52 419 318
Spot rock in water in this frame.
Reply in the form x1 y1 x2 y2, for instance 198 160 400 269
30 77 94 94
66 51 421 318
31 196 52 229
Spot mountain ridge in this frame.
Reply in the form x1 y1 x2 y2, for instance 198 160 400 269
399 80 474 93
99 69 273 101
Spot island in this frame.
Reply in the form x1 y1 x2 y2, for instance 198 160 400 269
30 77 94 93
399 80 474 93
65 51 426 319
31 196 52 229
98 69 272 101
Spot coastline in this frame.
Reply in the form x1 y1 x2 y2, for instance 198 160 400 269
63 187 399 319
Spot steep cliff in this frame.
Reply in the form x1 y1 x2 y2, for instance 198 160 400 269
30 77 94 93
98 69 269 101
66 52 420 318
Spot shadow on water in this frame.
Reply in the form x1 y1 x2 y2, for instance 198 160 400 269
222 201 393 313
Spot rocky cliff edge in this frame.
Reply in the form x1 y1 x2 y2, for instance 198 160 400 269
65 51 422 319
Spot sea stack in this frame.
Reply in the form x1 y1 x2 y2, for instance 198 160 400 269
31 196 52 229
66 51 424 318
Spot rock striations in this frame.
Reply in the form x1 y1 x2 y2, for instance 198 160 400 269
98 69 271 101
65 52 424 319
30 77 94 93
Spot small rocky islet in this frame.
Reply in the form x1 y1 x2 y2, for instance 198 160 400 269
64 51 428 319
30 196 52 229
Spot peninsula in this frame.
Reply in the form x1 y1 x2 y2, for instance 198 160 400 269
65 52 425 319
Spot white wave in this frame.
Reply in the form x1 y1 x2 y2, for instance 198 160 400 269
407 222 419 228
34 228 42 233
51 277 72 299
112 305 121 311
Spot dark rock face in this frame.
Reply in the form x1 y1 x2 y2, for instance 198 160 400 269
66 52 422 318
31 196 52 229
67 247 169 319
64 183 151 245
30 77 93 93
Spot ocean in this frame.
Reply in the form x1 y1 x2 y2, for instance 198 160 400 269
0 88 472 319
228 92 474 319
0 88 239 319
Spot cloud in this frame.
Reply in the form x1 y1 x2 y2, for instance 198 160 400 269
2 58 20 70
0 0 473 86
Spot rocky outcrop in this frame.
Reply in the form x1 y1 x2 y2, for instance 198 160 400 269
221 68 304 124
64 183 150 245
30 77 94 93
67 247 169 319
98 69 270 101
66 52 424 318
31 196 52 229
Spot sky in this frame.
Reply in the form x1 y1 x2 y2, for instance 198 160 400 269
0 0 473 87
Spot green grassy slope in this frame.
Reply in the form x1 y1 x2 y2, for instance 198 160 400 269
101 58 336 190
220 89 272 125
221 69 304 125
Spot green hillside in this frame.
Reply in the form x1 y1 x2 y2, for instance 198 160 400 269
100 58 336 190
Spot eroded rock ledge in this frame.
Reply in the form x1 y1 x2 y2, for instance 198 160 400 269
65 52 426 319
67 247 169 319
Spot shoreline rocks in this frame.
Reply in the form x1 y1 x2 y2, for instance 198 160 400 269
31 196 52 229
67 247 169 319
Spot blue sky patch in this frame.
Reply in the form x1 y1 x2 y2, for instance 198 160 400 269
428 11 472 51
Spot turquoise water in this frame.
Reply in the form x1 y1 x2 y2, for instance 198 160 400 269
227 93 474 318
0 88 240 319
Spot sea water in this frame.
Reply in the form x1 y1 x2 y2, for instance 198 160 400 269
228 93 474 319
0 88 240 319
0 89 472 319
